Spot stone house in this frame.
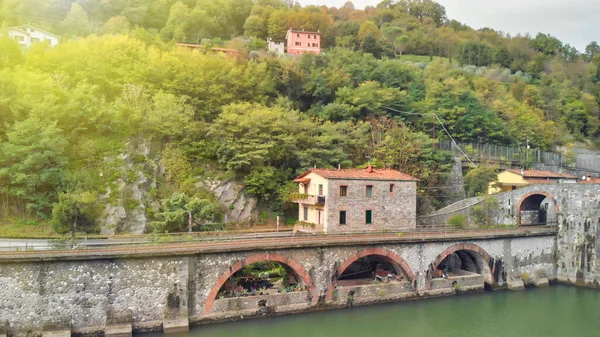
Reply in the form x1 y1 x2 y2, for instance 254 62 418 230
267 38 285 54
8 24 59 48
488 169 577 194
285 28 321 55
292 166 418 233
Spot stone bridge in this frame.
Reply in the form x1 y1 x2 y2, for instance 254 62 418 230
0 230 558 336
419 183 600 228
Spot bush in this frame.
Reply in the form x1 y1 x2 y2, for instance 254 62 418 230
447 214 467 228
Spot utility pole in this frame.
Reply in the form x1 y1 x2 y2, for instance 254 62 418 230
526 137 529 169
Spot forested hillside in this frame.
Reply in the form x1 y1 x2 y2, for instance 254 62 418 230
1 0 599 234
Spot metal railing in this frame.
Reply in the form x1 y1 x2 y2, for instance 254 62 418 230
0 225 557 255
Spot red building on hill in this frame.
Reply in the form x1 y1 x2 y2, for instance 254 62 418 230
285 28 321 55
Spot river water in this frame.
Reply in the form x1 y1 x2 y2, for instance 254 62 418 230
159 286 600 337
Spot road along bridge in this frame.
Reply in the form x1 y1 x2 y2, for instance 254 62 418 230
0 227 558 336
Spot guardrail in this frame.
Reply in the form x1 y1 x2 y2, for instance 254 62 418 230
0 225 558 254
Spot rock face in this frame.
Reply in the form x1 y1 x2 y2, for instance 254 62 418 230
443 157 467 205
101 142 159 235
206 180 257 225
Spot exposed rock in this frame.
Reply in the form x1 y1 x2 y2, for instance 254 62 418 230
100 142 158 235
205 179 257 225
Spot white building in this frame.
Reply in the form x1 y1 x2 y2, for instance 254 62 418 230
8 24 59 48
267 37 285 54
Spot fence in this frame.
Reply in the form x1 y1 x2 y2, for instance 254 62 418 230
0 226 557 254
437 140 599 172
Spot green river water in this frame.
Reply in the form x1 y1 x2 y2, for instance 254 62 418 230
159 286 600 337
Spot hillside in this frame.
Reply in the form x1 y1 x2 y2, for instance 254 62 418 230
0 0 599 235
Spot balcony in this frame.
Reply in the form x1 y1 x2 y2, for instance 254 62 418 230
290 193 326 206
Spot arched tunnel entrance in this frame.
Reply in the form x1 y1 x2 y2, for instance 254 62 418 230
518 192 558 226
217 261 305 298
336 255 408 286
430 244 494 292
327 248 416 305
204 254 317 314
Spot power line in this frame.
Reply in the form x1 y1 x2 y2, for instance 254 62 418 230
383 106 478 169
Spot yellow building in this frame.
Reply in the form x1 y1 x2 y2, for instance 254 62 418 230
488 169 577 194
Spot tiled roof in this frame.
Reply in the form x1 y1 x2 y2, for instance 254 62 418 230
507 169 577 179
295 166 418 181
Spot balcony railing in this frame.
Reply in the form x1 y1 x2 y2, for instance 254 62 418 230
290 194 326 206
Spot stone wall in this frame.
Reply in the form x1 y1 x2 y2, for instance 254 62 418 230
325 179 416 233
0 233 556 335
0 257 188 335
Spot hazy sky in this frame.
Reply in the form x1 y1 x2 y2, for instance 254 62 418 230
299 0 600 51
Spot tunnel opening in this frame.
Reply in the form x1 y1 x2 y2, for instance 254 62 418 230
336 255 408 286
518 193 557 226
434 250 484 279
217 261 306 299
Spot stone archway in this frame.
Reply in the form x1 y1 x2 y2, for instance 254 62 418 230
326 247 416 301
203 253 318 313
428 243 495 289
517 191 560 226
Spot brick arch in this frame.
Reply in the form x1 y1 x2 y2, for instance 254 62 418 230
428 243 495 287
516 191 560 225
326 247 416 301
203 253 318 313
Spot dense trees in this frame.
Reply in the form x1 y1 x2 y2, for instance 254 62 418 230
1 0 599 232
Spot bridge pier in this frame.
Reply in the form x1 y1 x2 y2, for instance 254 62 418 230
105 310 132 337
0 320 8 337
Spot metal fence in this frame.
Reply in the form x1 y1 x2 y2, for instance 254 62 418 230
437 140 560 165
0 226 557 255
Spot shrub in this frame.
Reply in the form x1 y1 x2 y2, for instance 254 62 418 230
448 214 467 228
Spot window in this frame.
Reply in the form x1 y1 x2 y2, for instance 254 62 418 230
366 185 373 197
339 211 347 225
297 33 300 38
390 184 394 193
303 184 308 194
13 35 24 42
303 206 308 221
365 210 372 224
308 34 311 39
31 37 40 43
295 41 301 46
318 184 323 195
315 43 319 47
340 186 347 197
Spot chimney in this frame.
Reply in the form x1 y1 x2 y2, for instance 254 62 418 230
338 164 341 170
521 168 524 175
367 165 374 173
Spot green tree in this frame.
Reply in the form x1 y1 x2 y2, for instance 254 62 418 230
51 190 100 243
152 193 219 233
62 3 90 36
360 32 381 57
160 1 190 42
584 41 600 62
103 16 131 34
0 119 68 216
464 164 498 197
357 20 380 42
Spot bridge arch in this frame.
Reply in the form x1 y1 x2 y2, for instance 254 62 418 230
517 191 559 226
203 253 318 313
326 247 416 301
428 243 495 288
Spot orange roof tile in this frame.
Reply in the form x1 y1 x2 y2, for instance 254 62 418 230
507 169 577 179
294 166 418 182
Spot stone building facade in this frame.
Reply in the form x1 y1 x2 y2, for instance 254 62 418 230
293 166 417 233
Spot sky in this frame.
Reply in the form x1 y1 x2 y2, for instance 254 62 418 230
299 0 600 51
